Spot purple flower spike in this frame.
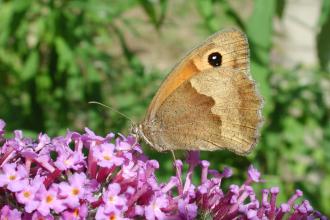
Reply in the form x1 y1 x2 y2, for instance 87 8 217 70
261 189 270 207
287 189 303 206
222 166 233 178
280 203 291 212
161 176 179 193
201 160 210 184
174 159 183 193
269 187 280 219
0 120 326 219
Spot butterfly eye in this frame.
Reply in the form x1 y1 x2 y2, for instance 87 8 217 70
208 52 222 67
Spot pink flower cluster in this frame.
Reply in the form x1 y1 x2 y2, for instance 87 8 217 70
0 119 327 219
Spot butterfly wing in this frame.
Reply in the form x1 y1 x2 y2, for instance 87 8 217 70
145 28 251 117
140 68 263 155
140 28 263 155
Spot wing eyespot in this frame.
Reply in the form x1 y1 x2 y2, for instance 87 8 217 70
207 52 222 67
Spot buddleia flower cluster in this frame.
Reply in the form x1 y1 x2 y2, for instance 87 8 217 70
0 119 327 219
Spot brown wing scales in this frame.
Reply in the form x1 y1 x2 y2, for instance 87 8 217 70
141 68 262 155
139 29 263 154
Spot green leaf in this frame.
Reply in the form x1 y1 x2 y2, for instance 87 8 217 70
319 0 330 25
320 175 330 214
195 0 219 32
21 51 39 81
196 0 213 20
317 0 330 71
283 117 304 144
55 37 74 73
0 2 13 45
276 0 286 18
36 73 52 91
246 0 276 117
247 0 276 64
0 48 22 73
251 62 272 116
158 0 168 28
218 0 245 30
67 77 84 101
138 0 168 29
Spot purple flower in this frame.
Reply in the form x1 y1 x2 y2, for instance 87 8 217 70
0 120 327 219
102 183 127 213
61 203 88 220
15 176 43 213
31 211 54 220
145 194 169 220
93 143 124 168
54 151 85 171
0 205 21 219
116 134 142 153
82 128 113 146
58 173 87 208
95 206 129 220
178 198 198 220
35 133 51 151
247 164 261 183
120 161 138 180
0 163 28 192
36 185 66 216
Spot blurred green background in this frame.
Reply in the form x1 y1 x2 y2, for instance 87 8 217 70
1 0 330 215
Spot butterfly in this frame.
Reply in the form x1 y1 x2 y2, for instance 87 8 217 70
131 28 263 155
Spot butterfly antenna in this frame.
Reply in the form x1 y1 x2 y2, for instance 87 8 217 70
88 101 135 124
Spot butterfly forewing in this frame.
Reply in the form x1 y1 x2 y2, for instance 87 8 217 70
139 29 263 155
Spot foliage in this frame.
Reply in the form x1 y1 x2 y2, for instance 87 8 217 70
0 0 161 136
0 0 329 215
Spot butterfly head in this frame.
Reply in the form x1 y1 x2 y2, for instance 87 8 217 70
130 123 141 139
130 123 158 150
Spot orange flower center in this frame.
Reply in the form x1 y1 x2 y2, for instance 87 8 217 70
23 191 31 198
109 196 115 203
109 214 116 220
46 195 53 203
72 188 80 196
103 155 111 161
73 208 79 217
9 175 16 180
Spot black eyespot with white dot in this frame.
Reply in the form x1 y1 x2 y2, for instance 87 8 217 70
208 52 222 67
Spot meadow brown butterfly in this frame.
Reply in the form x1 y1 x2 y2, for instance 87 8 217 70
132 28 263 155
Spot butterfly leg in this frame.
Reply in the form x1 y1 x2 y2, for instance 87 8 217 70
170 150 184 192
